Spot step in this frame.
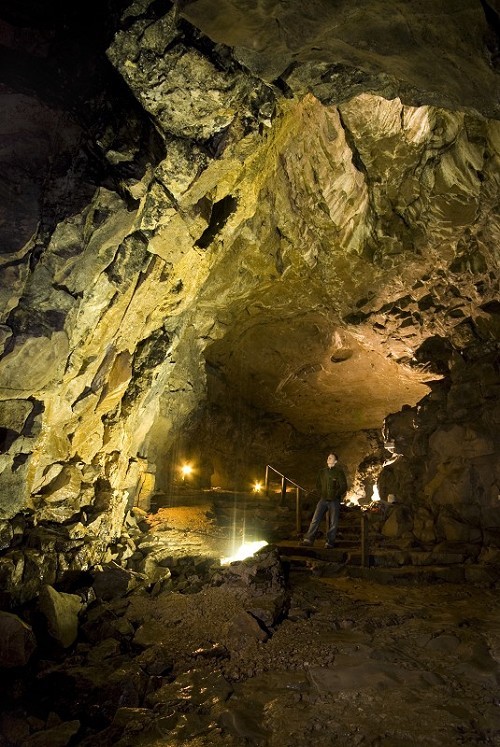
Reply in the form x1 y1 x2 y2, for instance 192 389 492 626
343 564 467 584
276 541 349 563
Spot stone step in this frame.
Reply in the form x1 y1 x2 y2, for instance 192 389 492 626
277 543 500 585
150 490 497 584
279 553 461 582
343 564 468 584
277 541 357 561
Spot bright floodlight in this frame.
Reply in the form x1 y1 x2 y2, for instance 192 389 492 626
253 481 262 493
220 540 268 565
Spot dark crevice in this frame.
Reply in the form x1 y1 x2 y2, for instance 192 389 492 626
195 195 238 249
23 398 44 437
271 74 295 99
337 109 368 176
12 453 29 471
480 0 500 68
52 284 83 301
0 427 19 453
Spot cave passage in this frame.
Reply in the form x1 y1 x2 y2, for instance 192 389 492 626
0 1 499 745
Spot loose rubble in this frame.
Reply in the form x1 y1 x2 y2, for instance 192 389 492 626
0 507 499 747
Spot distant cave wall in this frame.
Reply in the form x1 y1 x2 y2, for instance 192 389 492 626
378 339 500 556
158 369 387 504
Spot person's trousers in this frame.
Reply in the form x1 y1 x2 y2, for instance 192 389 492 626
303 498 340 546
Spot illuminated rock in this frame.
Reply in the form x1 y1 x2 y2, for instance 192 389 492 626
0 0 498 601
38 585 83 648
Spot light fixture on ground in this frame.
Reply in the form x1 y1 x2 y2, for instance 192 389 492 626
220 540 268 565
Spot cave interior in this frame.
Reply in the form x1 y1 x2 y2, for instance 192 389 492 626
0 1 499 745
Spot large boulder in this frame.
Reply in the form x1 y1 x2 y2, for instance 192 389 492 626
0 611 36 667
38 585 83 648
381 504 414 539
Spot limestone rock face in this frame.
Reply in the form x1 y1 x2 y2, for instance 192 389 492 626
0 0 499 600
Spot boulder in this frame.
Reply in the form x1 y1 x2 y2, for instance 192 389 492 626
132 621 166 649
429 425 495 460
436 512 482 544
38 585 83 648
412 507 437 544
92 561 144 601
0 331 69 394
0 399 34 433
381 505 414 538
246 592 287 628
226 610 269 642
0 611 36 667
20 719 80 746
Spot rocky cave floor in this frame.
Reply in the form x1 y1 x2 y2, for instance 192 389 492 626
1 499 500 747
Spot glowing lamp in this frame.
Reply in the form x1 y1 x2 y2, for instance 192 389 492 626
181 464 193 480
253 481 262 493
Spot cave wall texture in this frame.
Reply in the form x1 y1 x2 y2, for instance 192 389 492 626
0 0 499 602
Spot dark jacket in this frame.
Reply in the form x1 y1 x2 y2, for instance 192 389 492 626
316 464 347 501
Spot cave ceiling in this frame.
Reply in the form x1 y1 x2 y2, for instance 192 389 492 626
180 0 500 118
0 0 499 508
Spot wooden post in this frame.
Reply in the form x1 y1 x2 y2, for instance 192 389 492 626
264 465 269 497
361 513 369 568
280 476 286 505
296 487 301 535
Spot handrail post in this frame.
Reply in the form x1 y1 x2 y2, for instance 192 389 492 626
280 476 286 506
361 512 369 568
264 465 310 513
296 487 301 535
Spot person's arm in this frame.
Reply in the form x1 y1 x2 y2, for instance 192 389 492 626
338 467 348 499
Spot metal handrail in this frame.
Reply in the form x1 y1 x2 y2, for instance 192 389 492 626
265 464 370 566
264 464 314 535
264 464 312 495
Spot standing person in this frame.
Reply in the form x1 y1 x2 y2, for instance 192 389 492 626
301 452 348 549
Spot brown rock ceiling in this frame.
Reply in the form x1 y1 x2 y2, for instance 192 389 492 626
0 0 499 597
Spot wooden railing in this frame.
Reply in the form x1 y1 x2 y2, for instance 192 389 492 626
264 464 370 566
264 464 314 535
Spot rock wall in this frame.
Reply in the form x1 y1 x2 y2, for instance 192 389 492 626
0 4 282 603
379 344 500 558
0 1 499 602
